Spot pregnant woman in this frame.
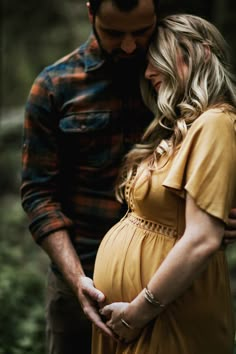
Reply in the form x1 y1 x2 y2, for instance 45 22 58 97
92 14 236 354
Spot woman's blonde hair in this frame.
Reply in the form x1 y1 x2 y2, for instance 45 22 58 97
116 13 236 201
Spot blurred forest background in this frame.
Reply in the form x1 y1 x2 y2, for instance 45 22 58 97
1 0 236 353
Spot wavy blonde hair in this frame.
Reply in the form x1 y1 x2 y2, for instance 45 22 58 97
116 13 236 201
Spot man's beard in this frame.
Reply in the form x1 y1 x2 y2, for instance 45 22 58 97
93 25 147 68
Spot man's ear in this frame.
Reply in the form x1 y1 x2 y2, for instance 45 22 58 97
86 2 94 24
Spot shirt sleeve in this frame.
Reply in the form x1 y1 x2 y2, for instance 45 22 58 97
163 110 236 223
21 69 73 243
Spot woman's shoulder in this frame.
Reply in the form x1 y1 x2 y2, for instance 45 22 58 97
190 106 236 135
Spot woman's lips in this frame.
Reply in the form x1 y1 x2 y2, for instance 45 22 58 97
153 81 161 90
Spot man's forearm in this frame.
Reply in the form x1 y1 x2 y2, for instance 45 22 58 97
41 229 85 294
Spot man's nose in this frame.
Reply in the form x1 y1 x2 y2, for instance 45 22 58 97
120 35 137 54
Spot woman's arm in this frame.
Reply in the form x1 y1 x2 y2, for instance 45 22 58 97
101 193 224 341
143 193 224 305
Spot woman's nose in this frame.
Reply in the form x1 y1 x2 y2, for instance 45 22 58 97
144 63 152 80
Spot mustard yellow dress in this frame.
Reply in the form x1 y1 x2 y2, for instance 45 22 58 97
92 109 236 354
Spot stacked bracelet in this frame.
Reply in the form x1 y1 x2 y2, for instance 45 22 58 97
144 286 165 308
120 288 164 330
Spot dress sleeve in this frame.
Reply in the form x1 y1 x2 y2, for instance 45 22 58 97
163 110 236 223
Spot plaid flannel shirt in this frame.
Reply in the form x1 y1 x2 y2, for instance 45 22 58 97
21 34 153 267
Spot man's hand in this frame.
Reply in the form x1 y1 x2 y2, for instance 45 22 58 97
77 276 116 339
41 231 115 338
223 208 236 245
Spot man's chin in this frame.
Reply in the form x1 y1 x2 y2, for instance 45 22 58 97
109 52 146 66
114 53 138 60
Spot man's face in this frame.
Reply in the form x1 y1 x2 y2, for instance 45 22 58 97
88 0 157 63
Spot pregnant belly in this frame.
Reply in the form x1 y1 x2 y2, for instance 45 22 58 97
93 218 175 304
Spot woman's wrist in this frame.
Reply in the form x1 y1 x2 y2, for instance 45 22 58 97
122 288 165 329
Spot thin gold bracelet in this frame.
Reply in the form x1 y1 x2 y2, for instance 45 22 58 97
120 313 135 330
144 286 165 308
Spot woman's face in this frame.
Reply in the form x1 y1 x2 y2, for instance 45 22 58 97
144 61 164 92
144 50 188 92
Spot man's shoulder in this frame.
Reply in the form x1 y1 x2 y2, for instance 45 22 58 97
41 34 104 78
43 46 85 76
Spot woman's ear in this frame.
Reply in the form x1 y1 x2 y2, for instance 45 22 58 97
203 44 211 62
86 2 94 24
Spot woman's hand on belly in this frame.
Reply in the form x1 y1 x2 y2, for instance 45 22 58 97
100 302 143 344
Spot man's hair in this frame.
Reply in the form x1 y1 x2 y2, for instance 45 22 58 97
89 0 160 16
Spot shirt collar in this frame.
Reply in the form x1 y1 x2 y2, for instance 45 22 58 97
79 33 105 72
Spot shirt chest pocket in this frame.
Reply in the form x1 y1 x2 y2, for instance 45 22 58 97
59 111 116 168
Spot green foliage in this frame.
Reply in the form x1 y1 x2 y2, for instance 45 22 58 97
0 259 46 354
0 116 48 354
0 202 48 354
